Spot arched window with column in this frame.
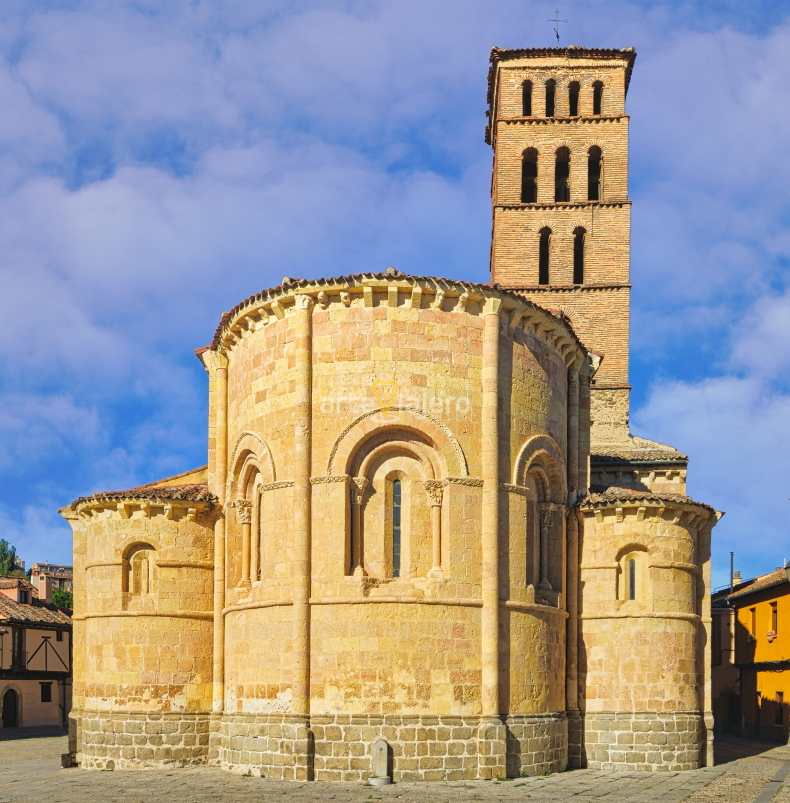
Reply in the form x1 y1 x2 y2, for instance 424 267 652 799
123 543 156 595
573 227 586 284
617 547 648 602
593 81 603 115
538 228 551 285
569 81 580 116
554 147 570 202
588 146 602 201
522 80 533 116
521 148 538 203
346 428 447 580
545 79 556 117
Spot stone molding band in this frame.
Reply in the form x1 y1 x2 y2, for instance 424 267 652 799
222 599 294 616
581 611 701 622
220 596 569 616
74 611 213 621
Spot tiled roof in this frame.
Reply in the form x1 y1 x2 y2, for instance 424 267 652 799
202 273 586 355
591 450 688 464
580 486 715 513
0 595 71 625
0 577 36 592
71 483 217 508
728 570 789 601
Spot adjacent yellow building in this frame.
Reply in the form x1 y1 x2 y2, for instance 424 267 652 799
728 569 790 741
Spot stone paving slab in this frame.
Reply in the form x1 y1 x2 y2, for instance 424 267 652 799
0 731 788 803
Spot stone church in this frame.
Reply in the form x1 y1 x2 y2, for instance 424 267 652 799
61 46 720 781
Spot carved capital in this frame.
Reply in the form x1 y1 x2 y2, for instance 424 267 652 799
350 477 369 505
233 499 253 524
294 293 314 311
424 480 445 506
538 502 558 527
568 370 580 397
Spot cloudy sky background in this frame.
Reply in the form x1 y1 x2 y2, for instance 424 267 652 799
1 0 788 588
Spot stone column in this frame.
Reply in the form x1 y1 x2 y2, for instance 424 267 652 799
350 478 369 576
424 480 444 577
566 509 582 767
479 297 505 779
292 294 313 736
537 503 553 591
212 351 228 715
235 500 253 588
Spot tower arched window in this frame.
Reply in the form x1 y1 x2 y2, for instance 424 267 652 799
573 227 586 284
522 80 533 116
554 147 570 202
521 148 538 203
538 228 551 285
569 81 580 116
588 146 602 201
593 81 603 115
628 559 636 600
391 478 402 578
545 79 556 117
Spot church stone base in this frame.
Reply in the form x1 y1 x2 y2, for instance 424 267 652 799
75 711 210 770
212 714 314 781
72 709 569 779
583 711 702 771
213 712 567 781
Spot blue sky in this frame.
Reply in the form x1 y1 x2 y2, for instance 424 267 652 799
1 0 789 589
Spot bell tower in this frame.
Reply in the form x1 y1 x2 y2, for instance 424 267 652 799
487 46 636 448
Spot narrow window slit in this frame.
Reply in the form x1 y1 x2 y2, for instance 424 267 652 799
522 80 532 116
593 81 603 115
538 228 551 285
521 148 538 203
545 79 556 117
569 81 580 116
392 479 401 578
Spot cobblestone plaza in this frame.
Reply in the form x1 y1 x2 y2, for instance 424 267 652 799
3 729 790 803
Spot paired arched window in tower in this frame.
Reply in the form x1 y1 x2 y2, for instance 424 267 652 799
522 80 533 116
545 79 556 117
538 228 551 285
521 148 538 203
588 146 602 201
568 81 580 116
573 227 586 284
593 81 603 115
554 147 570 202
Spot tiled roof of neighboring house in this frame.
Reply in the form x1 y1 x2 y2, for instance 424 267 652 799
70 483 217 508
202 273 586 356
580 486 715 513
591 450 688 464
0 578 36 592
0 594 71 625
728 570 789 602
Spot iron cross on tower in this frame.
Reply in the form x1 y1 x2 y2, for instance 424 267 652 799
548 8 567 45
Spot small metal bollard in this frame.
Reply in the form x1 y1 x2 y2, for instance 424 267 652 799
369 738 392 785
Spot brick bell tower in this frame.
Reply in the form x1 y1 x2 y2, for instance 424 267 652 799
487 45 636 449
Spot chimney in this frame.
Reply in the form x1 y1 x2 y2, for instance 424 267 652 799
732 571 741 584
38 573 52 604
